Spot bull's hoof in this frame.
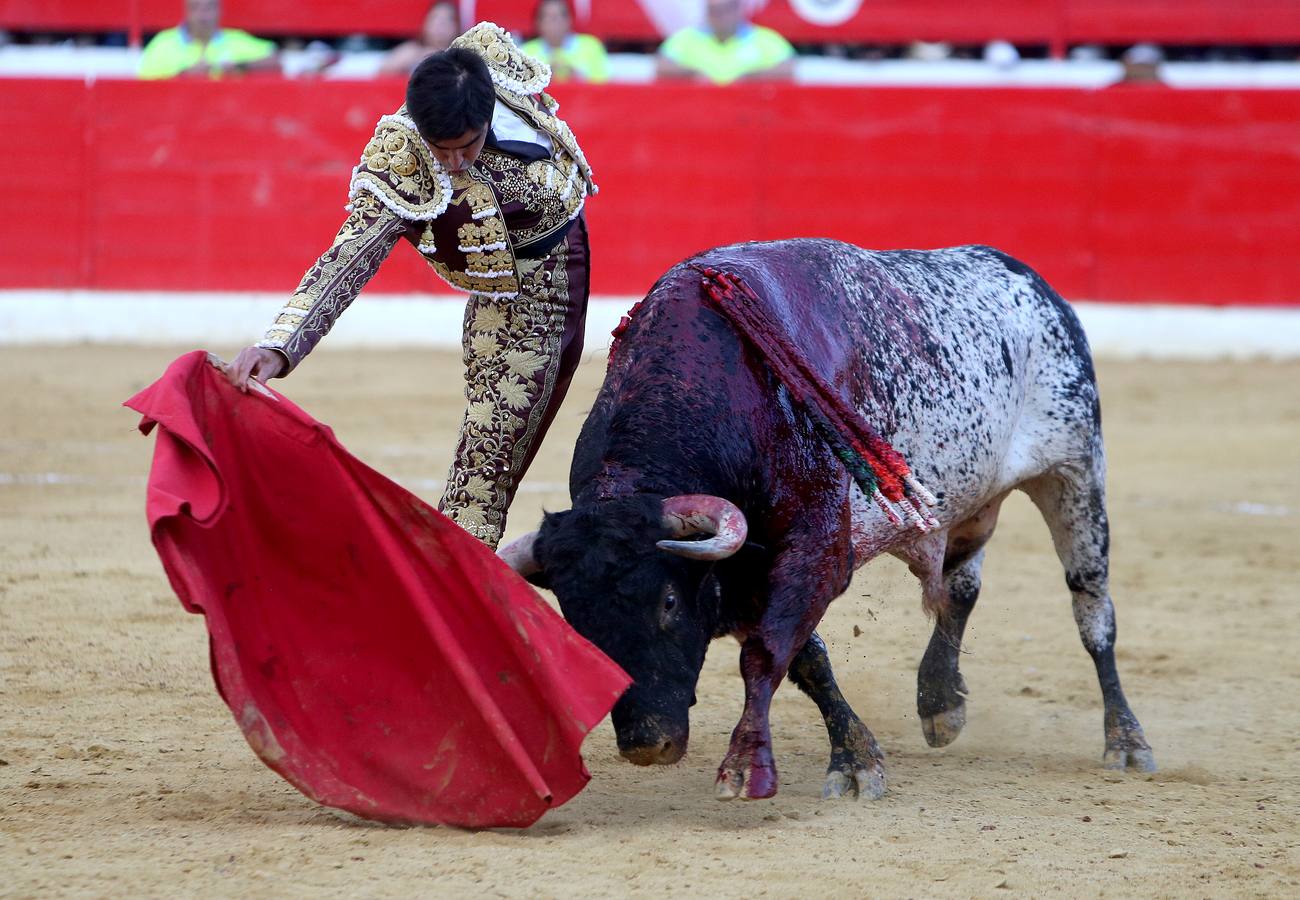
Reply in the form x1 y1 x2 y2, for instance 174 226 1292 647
1102 738 1154 775
1102 747 1157 772
821 762 886 801
1102 716 1156 772
715 763 778 801
921 703 966 748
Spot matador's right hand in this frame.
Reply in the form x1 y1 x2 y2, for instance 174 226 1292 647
224 346 285 392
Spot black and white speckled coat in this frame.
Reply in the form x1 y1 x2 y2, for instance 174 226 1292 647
505 238 1155 802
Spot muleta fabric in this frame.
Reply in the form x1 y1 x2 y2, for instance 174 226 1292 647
125 351 629 828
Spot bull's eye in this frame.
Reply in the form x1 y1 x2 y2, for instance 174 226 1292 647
659 584 681 629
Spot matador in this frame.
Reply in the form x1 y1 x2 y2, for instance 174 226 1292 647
225 23 596 548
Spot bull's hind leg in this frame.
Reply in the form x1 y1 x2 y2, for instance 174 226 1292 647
916 495 1005 748
1024 467 1156 772
788 633 887 800
916 550 982 747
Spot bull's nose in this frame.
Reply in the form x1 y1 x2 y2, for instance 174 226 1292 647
619 738 685 766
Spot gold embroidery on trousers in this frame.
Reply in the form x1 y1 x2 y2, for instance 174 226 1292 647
439 243 571 546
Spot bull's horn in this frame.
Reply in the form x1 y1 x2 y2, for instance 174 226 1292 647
657 495 748 561
498 531 542 577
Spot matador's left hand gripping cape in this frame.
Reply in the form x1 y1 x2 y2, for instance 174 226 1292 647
256 23 597 372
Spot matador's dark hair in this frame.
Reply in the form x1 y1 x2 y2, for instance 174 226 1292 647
406 48 494 141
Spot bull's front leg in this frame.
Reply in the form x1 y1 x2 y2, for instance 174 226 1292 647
788 632 887 800
715 637 786 800
716 520 853 801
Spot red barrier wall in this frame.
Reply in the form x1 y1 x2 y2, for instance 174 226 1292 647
3 1 1299 44
753 1 1300 45
3 78 1298 304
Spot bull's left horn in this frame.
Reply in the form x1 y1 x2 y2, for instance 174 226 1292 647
498 531 542 577
657 495 748 561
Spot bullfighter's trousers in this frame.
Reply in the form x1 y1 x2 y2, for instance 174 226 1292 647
437 218 590 548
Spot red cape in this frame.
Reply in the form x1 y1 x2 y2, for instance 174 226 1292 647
124 352 629 828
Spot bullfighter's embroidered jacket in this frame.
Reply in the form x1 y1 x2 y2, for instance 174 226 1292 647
256 22 597 372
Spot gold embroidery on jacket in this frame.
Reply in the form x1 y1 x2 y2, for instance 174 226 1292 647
425 172 521 298
457 217 508 252
336 24 594 297
349 115 452 221
495 91 597 197
451 22 596 194
452 22 551 96
256 25 595 373
472 150 585 254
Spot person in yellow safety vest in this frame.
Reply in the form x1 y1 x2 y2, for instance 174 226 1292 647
656 0 795 85
139 0 278 79
521 0 609 84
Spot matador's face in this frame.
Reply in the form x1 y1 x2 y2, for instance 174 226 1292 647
425 126 489 174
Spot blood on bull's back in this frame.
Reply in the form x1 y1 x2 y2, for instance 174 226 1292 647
606 238 1098 540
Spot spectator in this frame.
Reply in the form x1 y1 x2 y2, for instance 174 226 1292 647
983 40 1020 70
138 0 278 79
379 1 460 76
521 0 609 83
905 40 952 62
1120 43 1165 83
656 0 795 84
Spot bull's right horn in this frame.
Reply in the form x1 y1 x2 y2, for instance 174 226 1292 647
657 495 748 561
498 530 542 577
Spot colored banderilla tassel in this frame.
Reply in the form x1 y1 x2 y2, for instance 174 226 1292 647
694 265 939 532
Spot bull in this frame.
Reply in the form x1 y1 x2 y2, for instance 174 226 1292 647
501 239 1155 800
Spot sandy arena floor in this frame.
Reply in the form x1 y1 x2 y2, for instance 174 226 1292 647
1 345 1297 898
